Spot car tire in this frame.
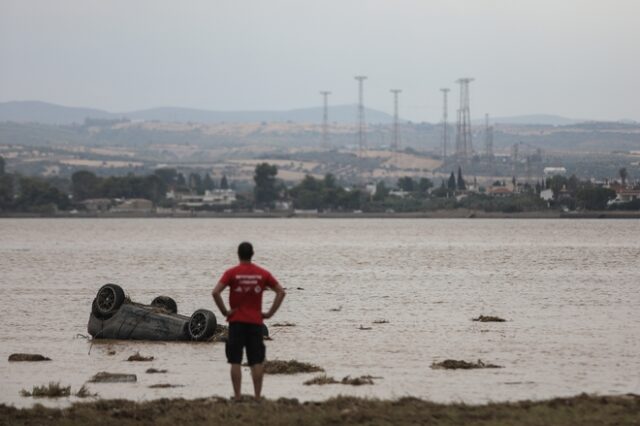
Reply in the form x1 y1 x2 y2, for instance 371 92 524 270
151 296 178 314
93 284 125 318
188 309 217 341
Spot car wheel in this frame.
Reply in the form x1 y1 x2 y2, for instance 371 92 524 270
93 284 125 318
151 296 178 314
188 309 217 341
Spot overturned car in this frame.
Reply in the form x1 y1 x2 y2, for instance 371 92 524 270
88 284 218 341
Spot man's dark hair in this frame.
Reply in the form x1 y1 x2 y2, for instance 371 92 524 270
238 242 254 261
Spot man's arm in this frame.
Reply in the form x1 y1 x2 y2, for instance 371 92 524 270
212 281 234 318
262 282 286 319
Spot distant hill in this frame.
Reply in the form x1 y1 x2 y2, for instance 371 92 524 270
0 101 394 125
479 114 584 126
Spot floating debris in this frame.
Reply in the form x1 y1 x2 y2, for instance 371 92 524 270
329 306 342 312
472 315 506 322
358 325 372 330
263 360 324 375
209 324 229 343
272 322 296 327
149 384 184 389
20 382 70 398
89 372 137 383
8 353 51 362
304 375 338 385
372 319 389 324
304 374 377 386
146 368 168 374
106 348 116 356
127 352 154 362
431 359 503 370
75 385 98 398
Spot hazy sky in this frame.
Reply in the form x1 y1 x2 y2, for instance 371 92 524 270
1 0 638 122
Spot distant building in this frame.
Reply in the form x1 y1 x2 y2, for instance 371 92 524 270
488 186 513 197
82 198 112 213
166 189 237 208
540 188 554 202
112 198 153 213
543 167 567 177
389 189 409 198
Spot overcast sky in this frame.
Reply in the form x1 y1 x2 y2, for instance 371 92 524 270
1 0 638 122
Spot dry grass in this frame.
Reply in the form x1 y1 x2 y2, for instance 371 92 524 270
431 359 503 370
3 394 638 425
304 375 339 385
473 315 507 322
263 360 324 375
340 376 375 386
75 385 98 398
372 319 389 324
127 352 154 362
304 375 379 386
209 324 228 342
20 382 71 398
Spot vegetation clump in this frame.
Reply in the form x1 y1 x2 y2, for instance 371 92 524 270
263 360 324 375
148 384 183 389
74 385 98 398
340 375 375 386
20 382 71 398
372 319 389 324
303 374 338 385
431 359 503 370
8 353 51 362
88 372 137 383
127 352 154 362
473 315 506 322
304 374 379 386
146 368 168 374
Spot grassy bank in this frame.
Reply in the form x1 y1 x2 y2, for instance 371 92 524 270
2 394 639 425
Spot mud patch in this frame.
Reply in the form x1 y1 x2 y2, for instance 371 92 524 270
263 360 324 374
8 353 51 362
431 359 503 370
472 315 506 322
88 372 137 383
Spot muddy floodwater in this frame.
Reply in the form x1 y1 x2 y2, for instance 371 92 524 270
1 218 639 407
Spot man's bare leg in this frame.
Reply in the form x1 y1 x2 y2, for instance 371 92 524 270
230 364 242 400
250 363 264 400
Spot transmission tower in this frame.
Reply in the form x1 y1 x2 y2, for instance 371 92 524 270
354 76 368 157
390 89 402 154
440 88 450 161
455 78 474 161
484 113 494 159
320 91 331 148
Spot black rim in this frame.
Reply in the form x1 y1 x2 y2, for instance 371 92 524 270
189 313 206 337
97 287 116 312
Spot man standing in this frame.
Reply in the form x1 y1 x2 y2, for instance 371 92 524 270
212 242 286 401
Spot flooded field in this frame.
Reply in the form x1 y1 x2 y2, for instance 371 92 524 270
0 218 639 407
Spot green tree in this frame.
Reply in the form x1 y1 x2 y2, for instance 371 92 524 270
447 172 456 192
373 181 389 201
220 175 229 190
397 176 416 192
0 174 14 210
154 168 178 187
418 178 433 194
619 167 628 186
203 173 215 191
457 167 466 190
188 173 203 194
576 187 616 210
253 163 278 207
17 177 70 212
0 156 5 175
71 170 100 201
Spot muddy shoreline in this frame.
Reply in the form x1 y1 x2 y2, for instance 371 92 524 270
2 209 640 219
2 394 639 425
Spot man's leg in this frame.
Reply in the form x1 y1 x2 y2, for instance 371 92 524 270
230 364 242 400
250 363 264 400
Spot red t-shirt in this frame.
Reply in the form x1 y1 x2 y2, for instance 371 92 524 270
218 262 279 325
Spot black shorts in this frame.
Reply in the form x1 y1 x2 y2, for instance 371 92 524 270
226 322 266 366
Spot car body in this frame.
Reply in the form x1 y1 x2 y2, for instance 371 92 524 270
87 283 217 341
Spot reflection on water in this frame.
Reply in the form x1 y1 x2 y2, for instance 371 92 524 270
0 218 639 407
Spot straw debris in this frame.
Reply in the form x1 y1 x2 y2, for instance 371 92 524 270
272 322 296 327
472 315 506 322
304 375 339 385
149 384 183 388
431 359 503 370
88 372 137 383
372 319 389 324
263 360 324 375
127 352 154 362
304 374 377 386
75 385 98 398
146 368 168 374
